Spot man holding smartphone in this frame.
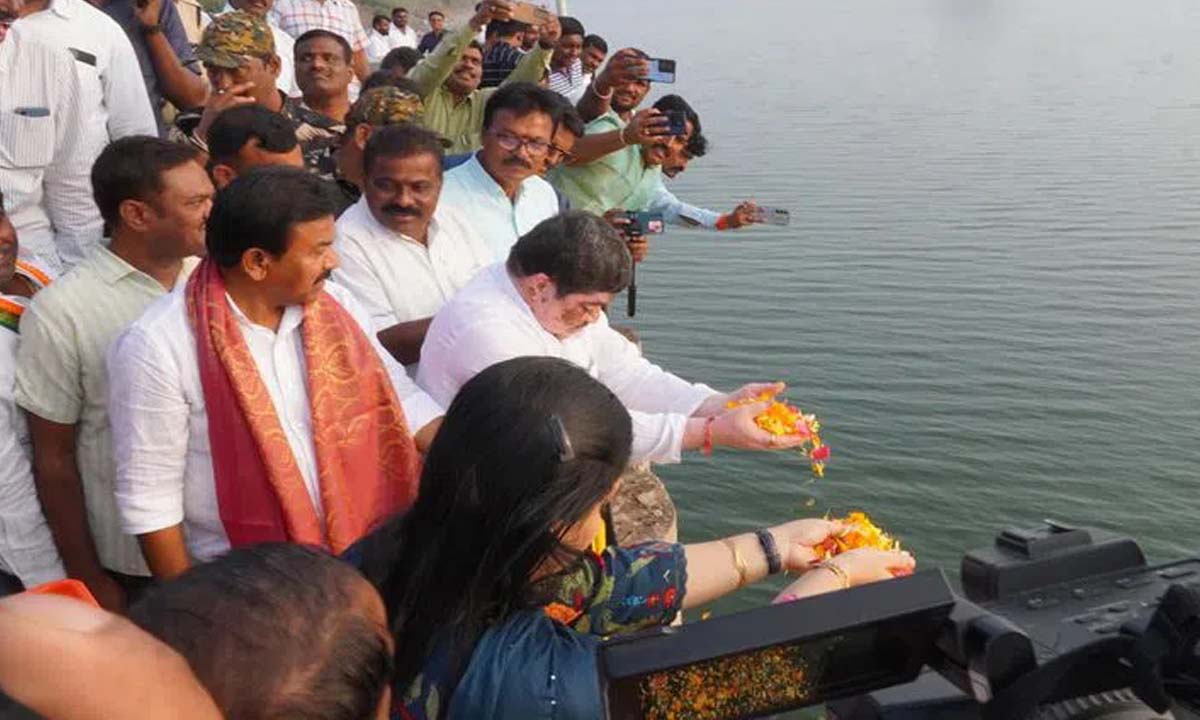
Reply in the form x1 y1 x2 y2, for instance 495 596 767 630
552 85 765 235
405 0 560 154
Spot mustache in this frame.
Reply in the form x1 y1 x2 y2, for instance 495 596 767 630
503 156 534 170
382 204 421 217
315 269 333 285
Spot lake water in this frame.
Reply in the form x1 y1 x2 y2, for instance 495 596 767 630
578 0 1200 613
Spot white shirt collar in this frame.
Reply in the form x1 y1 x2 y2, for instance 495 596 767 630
45 0 76 21
225 292 305 337
354 196 446 249
494 265 546 331
464 153 530 205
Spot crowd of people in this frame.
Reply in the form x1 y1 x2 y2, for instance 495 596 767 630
0 0 915 717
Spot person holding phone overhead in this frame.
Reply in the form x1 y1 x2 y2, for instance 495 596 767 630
405 0 561 154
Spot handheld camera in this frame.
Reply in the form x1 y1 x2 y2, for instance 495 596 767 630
621 211 664 318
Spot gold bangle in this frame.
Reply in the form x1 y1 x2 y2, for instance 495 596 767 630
816 561 850 590
722 537 749 589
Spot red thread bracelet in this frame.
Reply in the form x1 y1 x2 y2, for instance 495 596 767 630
701 416 715 456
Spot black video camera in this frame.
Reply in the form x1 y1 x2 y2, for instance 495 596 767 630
599 520 1200 720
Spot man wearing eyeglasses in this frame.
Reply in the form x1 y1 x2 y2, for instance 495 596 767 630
438 82 567 262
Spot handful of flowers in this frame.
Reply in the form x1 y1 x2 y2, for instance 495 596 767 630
726 392 830 477
817 511 903 560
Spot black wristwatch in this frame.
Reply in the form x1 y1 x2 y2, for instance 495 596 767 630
140 22 162 35
755 529 782 575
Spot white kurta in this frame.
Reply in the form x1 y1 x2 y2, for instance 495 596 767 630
417 264 717 465
108 281 441 563
333 197 492 332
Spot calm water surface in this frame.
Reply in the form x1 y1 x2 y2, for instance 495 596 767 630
579 0 1200 613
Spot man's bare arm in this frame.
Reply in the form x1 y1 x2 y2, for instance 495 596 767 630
137 525 192 580
27 415 127 611
377 317 434 366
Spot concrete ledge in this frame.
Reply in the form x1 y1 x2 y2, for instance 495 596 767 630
611 463 678 545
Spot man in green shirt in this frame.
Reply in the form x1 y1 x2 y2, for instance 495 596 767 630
553 52 763 230
406 0 560 154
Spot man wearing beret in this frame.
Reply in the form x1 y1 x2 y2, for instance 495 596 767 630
171 11 340 177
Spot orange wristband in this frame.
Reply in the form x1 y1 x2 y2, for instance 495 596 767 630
715 214 732 231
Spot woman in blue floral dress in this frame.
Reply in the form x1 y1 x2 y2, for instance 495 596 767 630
355 357 913 720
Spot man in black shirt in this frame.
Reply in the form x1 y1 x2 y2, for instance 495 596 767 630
479 18 526 88
417 9 445 54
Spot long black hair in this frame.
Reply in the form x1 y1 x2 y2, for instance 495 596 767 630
357 356 633 693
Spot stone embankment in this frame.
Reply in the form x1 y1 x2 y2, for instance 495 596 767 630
611 464 677 545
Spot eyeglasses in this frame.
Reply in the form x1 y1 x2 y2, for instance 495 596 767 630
490 130 552 157
546 144 575 164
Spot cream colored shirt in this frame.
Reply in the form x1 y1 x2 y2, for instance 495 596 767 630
0 294 66 588
13 247 197 576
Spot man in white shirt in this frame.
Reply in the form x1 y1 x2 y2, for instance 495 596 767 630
334 124 490 367
16 0 158 156
204 0 300 97
439 82 562 262
0 19 101 274
0 190 64 592
110 166 442 578
418 211 810 466
387 6 418 49
366 13 391 64
15 138 212 610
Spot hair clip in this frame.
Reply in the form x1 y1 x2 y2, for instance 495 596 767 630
547 414 575 462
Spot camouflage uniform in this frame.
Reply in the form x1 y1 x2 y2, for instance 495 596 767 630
326 86 431 214
171 11 341 178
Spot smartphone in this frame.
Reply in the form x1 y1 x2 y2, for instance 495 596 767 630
643 58 676 83
510 1 553 25
755 206 792 226
663 110 687 136
622 211 666 237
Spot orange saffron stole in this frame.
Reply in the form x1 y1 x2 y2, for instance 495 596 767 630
186 260 420 553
